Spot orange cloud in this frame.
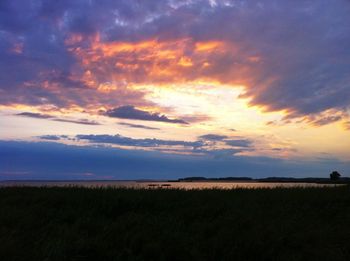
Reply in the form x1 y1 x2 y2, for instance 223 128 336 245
178 56 193 67
195 41 223 52
69 36 238 87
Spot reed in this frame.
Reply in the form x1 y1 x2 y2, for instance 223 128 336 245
0 186 349 261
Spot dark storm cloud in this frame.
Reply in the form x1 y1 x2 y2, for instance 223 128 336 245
106 106 188 124
1 140 349 180
1 0 349 124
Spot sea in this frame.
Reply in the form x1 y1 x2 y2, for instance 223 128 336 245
0 181 342 189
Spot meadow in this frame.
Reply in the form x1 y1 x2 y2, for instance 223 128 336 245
0 186 349 261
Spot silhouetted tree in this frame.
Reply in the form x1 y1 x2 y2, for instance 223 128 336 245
330 171 341 181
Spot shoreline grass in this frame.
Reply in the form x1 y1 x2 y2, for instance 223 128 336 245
1 186 350 261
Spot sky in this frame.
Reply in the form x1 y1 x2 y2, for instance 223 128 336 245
1 0 349 180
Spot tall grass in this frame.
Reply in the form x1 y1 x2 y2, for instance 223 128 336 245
0 186 349 261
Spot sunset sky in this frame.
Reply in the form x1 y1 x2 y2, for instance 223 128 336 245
1 0 349 179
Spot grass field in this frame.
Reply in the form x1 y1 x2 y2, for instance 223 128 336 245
1 186 350 261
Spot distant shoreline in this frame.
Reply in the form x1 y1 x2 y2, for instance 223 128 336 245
1 177 349 184
171 176 350 184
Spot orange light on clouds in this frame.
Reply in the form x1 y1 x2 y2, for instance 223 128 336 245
247 56 261 63
69 36 233 88
178 56 193 67
92 40 158 57
97 82 118 93
195 41 223 52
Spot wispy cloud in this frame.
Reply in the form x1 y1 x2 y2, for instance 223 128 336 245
39 135 69 141
224 139 252 148
106 106 188 124
199 134 252 148
16 112 52 119
16 112 101 126
37 132 254 157
199 134 228 141
53 118 100 126
76 134 202 148
118 122 160 130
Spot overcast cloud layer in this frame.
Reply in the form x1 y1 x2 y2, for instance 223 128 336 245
1 0 349 124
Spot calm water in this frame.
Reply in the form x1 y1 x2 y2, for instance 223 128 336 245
0 181 341 189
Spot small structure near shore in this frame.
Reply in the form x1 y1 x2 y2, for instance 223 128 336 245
147 183 172 189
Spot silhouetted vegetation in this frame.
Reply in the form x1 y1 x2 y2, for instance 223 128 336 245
330 171 341 181
1 186 350 261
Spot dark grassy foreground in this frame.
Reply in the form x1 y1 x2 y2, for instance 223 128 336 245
1 186 350 261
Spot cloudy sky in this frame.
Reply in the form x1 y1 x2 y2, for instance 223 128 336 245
1 0 349 180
